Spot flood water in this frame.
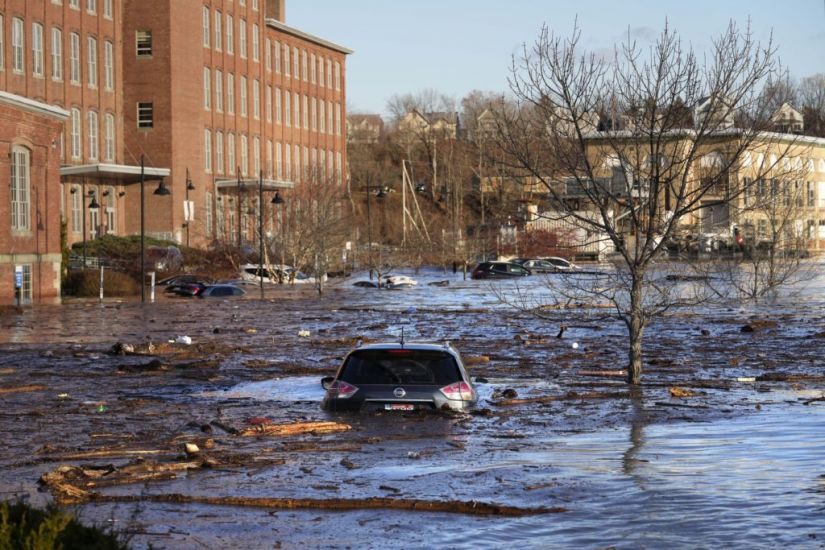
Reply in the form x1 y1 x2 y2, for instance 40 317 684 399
1 262 824 548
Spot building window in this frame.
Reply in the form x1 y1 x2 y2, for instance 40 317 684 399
202 6 210 48
310 53 316 84
293 92 299 128
103 0 112 18
274 41 281 73
253 136 260 174
266 85 272 122
302 95 308 129
203 67 211 110
265 38 271 71
293 145 300 181
215 70 223 112
70 108 82 158
311 97 317 131
227 73 235 114
335 103 341 135
14 265 32 304
239 19 246 58
227 133 236 173
225 14 233 54
335 61 341 91
285 143 292 181
87 37 97 87
137 102 153 128
252 80 260 119
301 49 307 81
318 56 324 87
0 15 5 71
283 43 290 76
12 18 25 73
808 181 815 207
266 139 272 177
240 76 247 117
104 113 115 162
216 131 224 174
204 129 212 172
276 142 282 179
205 192 213 236
292 47 298 79
327 100 333 135
275 88 281 123
319 100 325 133
71 190 82 233
136 30 152 57
105 186 116 234
214 11 222 51
32 23 44 77
336 151 342 183
284 91 290 126
87 0 96 14
252 0 258 10
252 24 259 62
240 135 249 175
87 110 99 160
326 59 332 89
10 147 31 231
103 41 113 90
70 0 79 8
302 146 309 178
51 27 62 80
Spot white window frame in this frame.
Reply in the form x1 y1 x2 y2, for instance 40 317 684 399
105 186 116 234
301 49 307 81
226 72 235 114
253 79 260 120
137 102 153 128
240 135 249 176
215 70 223 112
284 91 290 126
276 142 282 179
87 36 97 88
0 15 5 71
214 11 222 51
202 6 210 48
239 19 247 58
283 43 290 76
71 190 82 233
70 32 80 83
10 146 31 231
103 0 112 19
70 108 82 158
32 23 44 77
204 129 212 172
227 133 236 173
253 136 261 174
104 113 115 162
51 27 62 80
12 18 25 73
225 14 234 55
87 0 96 14
311 97 317 131
310 53 316 84
240 75 247 117
335 61 341 91
87 110 99 160
266 85 272 122
103 41 113 90
265 38 271 71
319 100 325 134
293 92 299 128
302 95 308 129
203 67 211 110
216 131 224 174
275 88 282 123
274 41 281 73
252 24 259 62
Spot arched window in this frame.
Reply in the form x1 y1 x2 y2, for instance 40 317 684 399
11 146 31 231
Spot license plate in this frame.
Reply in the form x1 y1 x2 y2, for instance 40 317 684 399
385 404 414 411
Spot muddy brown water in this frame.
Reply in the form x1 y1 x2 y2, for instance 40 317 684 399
1 267 824 548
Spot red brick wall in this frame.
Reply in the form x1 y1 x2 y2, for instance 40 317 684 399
0 99 65 304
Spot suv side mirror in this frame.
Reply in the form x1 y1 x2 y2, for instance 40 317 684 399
320 376 335 390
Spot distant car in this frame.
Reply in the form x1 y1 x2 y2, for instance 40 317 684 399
383 274 418 289
514 257 578 273
197 284 246 298
471 261 531 279
321 341 477 412
156 274 211 286
167 282 207 297
239 263 326 285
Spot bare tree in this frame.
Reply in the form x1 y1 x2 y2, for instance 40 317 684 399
798 74 825 137
495 22 790 384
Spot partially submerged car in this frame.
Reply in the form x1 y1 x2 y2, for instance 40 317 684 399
239 263 326 285
352 274 418 289
471 261 530 279
513 257 579 273
198 284 246 298
321 341 477 412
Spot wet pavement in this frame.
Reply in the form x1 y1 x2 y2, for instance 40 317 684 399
1 265 824 548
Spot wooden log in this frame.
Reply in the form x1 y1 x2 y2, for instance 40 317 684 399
0 385 47 395
239 421 351 437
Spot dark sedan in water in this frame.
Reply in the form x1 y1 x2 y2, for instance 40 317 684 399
471 261 531 279
321 342 477 412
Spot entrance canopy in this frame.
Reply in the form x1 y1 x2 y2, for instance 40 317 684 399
60 163 171 183
214 178 294 192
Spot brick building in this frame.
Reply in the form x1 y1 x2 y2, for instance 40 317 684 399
0 0 349 302
0 92 66 304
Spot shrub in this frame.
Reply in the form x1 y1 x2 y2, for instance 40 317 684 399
63 269 139 298
0 500 128 549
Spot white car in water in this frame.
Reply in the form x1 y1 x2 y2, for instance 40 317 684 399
239 264 326 285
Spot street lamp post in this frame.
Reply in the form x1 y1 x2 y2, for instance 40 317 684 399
139 154 171 303
185 168 195 247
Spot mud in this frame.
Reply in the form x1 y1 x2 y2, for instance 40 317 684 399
1 266 824 548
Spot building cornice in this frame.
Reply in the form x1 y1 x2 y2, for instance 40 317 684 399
265 19 353 55
0 91 69 120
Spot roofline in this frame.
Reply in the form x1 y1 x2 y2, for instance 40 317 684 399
265 19 353 55
0 91 69 120
583 128 825 147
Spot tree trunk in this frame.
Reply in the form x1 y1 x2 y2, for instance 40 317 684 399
627 275 645 385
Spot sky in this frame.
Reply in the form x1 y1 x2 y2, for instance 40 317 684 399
288 0 825 117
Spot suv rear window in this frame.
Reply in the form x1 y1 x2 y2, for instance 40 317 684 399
340 349 461 385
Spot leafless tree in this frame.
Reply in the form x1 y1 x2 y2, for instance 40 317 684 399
494 21 791 384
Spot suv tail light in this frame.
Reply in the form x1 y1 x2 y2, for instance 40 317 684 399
330 380 359 398
440 381 475 401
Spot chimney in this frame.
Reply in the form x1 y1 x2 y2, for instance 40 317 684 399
266 0 285 22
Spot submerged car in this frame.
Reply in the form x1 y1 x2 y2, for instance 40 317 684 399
321 341 477 412
513 257 579 273
197 284 246 298
239 263 326 285
471 261 530 279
